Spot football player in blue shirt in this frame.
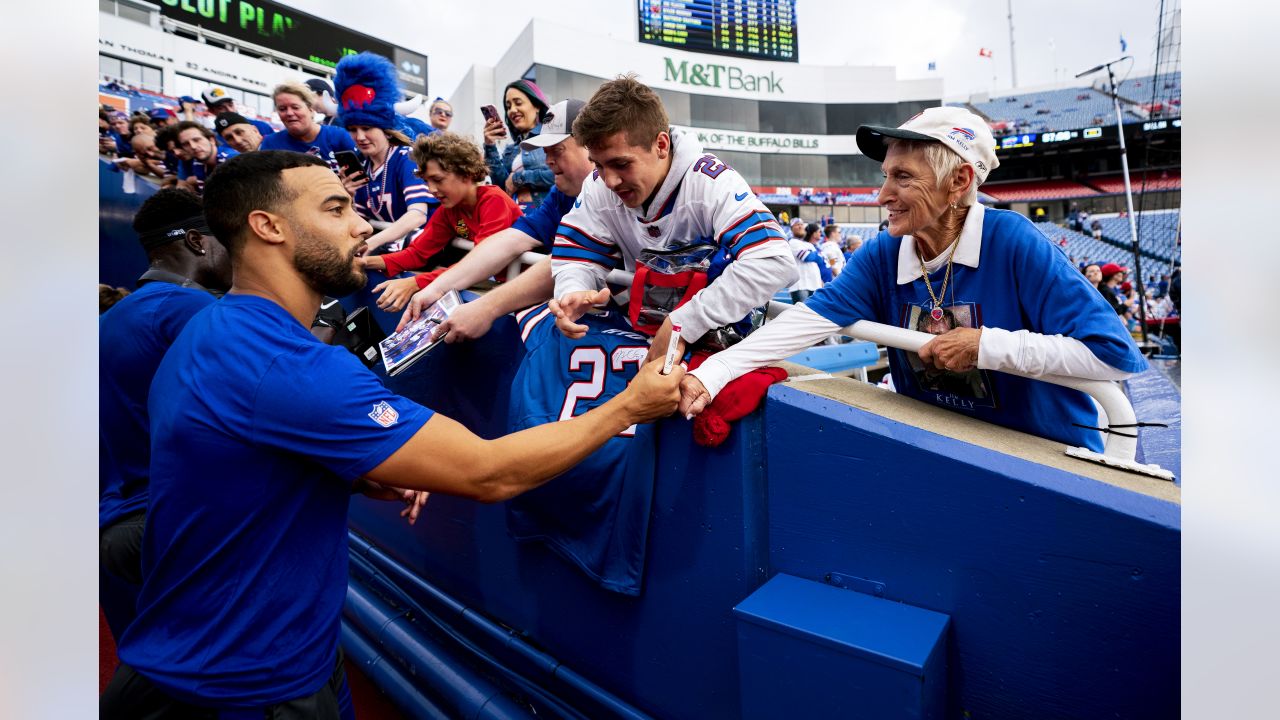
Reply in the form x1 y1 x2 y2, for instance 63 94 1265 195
99 188 232 640
100 150 683 718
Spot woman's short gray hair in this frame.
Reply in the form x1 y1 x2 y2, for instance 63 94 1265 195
884 137 979 207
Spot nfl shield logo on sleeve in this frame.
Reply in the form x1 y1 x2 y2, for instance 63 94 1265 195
368 401 399 427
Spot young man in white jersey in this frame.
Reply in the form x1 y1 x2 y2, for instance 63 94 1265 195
548 74 796 362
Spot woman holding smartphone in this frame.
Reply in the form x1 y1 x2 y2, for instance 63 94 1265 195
333 52 438 256
483 79 555 210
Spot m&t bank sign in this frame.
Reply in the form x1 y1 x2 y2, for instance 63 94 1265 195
663 58 784 94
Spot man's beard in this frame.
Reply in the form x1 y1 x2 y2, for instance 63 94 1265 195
293 228 366 298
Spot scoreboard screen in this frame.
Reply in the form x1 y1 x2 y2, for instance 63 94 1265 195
638 1 798 63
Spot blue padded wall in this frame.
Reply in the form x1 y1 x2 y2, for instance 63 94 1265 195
762 385 1180 719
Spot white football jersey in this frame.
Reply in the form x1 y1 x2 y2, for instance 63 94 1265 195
552 128 793 340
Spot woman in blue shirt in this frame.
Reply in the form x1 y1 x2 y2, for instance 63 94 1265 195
259 81 357 173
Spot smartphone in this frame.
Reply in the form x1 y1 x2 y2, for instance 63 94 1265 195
480 104 501 124
334 150 366 181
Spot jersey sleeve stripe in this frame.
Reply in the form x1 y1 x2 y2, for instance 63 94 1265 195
556 222 615 255
519 307 554 343
726 224 787 257
717 210 774 243
552 246 622 269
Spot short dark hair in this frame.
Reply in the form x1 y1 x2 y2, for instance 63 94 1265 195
133 187 203 236
824 224 841 239
155 125 179 149
174 120 214 140
573 74 669 150
202 150 329 255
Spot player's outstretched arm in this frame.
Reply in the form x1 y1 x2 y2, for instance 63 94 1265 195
366 359 683 502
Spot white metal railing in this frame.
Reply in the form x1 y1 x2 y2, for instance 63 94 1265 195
373 228 1143 463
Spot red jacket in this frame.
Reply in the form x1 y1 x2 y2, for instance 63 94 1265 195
381 184 523 288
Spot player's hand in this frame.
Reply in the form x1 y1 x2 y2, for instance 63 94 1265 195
399 489 430 525
339 166 368 195
621 358 684 424
397 285 445 331
645 316 687 365
372 277 421 312
549 288 611 339
678 374 712 419
432 301 495 343
918 327 981 372
482 118 507 146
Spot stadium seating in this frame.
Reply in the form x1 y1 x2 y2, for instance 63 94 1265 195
982 180 1100 202
1086 170 1180 194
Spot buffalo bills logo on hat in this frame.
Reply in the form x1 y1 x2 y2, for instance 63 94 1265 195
949 127 976 141
341 84 377 110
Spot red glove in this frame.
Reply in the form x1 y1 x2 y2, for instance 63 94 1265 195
689 361 787 447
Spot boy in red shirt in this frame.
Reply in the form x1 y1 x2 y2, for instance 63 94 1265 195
364 131 523 311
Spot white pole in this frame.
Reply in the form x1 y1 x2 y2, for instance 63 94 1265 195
1106 63 1149 344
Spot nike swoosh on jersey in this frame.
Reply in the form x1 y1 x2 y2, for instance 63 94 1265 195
734 191 749 201
320 299 340 310
574 198 583 208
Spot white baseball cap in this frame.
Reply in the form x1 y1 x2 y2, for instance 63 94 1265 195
201 86 234 107
856 106 999 184
521 98 586 150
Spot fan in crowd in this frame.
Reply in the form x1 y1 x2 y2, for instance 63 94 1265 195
484 79 555 209
333 52 437 255
258 80 358 172
173 121 237 195
201 85 275 137
680 106 1148 452
428 97 454 131
214 112 265 154
361 131 523 312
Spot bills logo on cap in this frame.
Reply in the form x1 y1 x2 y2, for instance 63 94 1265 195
369 401 399 427
950 127 976 141
341 84 377 110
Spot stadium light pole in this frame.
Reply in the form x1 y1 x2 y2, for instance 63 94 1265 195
1076 55 1149 346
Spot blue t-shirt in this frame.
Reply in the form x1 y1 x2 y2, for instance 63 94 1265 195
191 147 238 194
99 281 217 529
259 124 357 173
118 294 432 707
353 145 438 243
511 184 574 252
805 208 1147 451
505 303 657 595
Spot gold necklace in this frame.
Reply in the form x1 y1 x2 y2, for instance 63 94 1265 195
917 236 960 321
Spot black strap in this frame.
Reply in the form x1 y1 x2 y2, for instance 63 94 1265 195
1071 421 1170 439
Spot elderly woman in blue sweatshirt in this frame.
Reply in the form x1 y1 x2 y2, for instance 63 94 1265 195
680 107 1148 452
483 79 555 209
